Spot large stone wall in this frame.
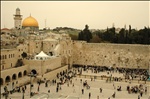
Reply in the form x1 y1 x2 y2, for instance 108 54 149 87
73 41 150 69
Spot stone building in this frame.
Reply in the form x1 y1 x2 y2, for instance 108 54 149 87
0 34 70 87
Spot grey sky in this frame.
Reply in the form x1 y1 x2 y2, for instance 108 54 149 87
1 1 150 30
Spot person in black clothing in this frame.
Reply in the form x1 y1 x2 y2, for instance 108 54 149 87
140 91 143 97
82 89 84 94
56 87 59 92
37 86 39 92
112 92 116 98
100 88 102 93
48 89 50 93
24 85 27 90
89 92 91 99
22 87 25 93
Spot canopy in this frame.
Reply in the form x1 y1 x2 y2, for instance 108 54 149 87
35 51 50 60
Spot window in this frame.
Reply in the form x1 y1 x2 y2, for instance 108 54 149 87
2 65 4 69
5 55 7 59
11 63 12 67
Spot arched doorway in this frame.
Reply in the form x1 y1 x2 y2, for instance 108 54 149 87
18 72 22 78
0 78 3 85
12 74 17 80
23 70 27 76
31 69 37 75
5 76 10 83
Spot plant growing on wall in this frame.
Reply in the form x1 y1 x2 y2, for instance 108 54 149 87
21 52 27 59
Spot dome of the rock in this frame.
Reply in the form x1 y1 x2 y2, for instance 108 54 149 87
22 15 38 27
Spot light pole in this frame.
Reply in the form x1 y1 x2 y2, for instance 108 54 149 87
28 72 36 98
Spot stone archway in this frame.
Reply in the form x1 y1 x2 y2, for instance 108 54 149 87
12 74 17 80
5 76 10 83
0 78 3 85
31 69 37 75
23 70 27 76
18 72 22 78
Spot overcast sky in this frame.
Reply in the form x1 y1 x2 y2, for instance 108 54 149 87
1 1 150 30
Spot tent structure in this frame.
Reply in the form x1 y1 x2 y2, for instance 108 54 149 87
35 51 50 60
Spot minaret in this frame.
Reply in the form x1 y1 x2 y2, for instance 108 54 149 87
14 8 22 29
112 23 115 28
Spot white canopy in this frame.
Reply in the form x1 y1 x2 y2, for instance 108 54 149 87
35 51 50 60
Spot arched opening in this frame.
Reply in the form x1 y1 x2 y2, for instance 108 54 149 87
0 78 3 85
31 69 37 75
18 72 22 78
23 70 27 76
12 74 17 80
5 76 10 83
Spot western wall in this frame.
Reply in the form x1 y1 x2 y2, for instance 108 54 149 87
72 41 150 69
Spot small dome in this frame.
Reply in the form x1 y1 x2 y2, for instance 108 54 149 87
16 8 20 11
22 15 39 27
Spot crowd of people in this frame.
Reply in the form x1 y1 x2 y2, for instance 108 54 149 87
1 65 149 99
126 84 147 96
2 84 27 99
73 65 149 99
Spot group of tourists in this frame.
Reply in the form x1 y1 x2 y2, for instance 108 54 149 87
127 84 147 96
2 84 27 99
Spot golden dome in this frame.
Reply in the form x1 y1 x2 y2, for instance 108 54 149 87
22 15 39 27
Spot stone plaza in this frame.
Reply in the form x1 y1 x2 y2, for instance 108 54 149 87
1 68 150 99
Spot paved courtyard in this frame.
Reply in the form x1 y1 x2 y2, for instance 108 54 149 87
1 70 150 99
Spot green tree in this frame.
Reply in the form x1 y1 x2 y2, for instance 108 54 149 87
78 25 92 42
118 28 126 43
78 31 84 40
21 52 27 59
